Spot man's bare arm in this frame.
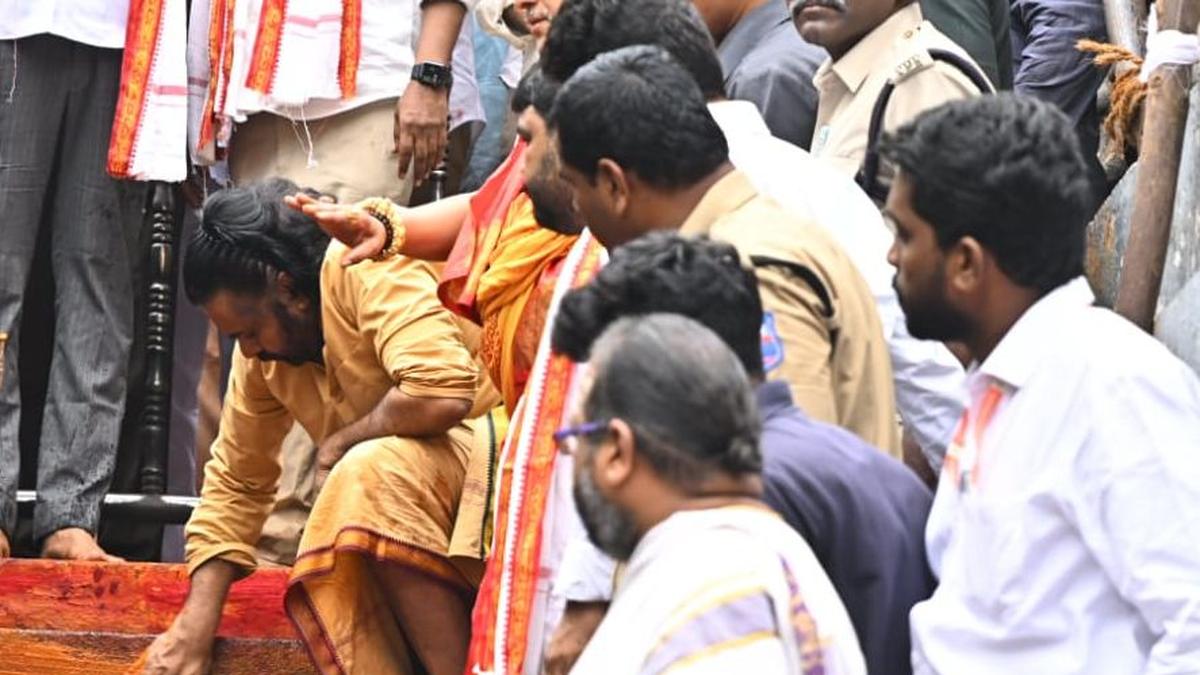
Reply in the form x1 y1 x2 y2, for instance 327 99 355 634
285 192 472 265
397 1 469 184
141 560 240 674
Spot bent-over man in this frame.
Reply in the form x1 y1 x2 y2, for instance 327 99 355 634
143 179 497 675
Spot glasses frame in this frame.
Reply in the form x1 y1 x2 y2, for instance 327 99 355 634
553 419 611 455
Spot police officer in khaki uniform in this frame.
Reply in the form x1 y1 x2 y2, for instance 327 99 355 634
790 0 989 189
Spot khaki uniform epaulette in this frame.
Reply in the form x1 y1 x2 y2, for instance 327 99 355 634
892 50 937 84
891 24 942 84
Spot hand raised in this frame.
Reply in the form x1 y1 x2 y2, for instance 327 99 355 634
284 193 389 266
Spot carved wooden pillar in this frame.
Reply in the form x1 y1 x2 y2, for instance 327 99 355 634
136 183 181 495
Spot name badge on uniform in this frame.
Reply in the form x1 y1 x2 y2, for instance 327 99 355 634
761 312 784 373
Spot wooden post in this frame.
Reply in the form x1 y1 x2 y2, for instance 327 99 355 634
1104 0 1148 55
0 331 7 391
135 183 181 495
1114 1 1200 331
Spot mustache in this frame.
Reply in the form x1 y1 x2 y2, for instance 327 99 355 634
788 0 848 13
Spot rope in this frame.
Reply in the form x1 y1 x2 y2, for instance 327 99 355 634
1078 39 1147 156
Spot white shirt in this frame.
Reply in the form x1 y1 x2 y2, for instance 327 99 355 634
911 277 1200 674
449 16 486 133
0 0 130 49
708 100 965 464
571 506 865 675
224 0 478 121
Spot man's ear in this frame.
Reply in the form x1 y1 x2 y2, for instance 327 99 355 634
593 418 637 492
596 158 630 218
274 271 309 312
946 236 987 298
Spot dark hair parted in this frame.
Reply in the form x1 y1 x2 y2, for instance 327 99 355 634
511 65 559 117
183 178 331 306
586 314 762 486
541 0 725 99
549 45 728 188
879 94 1092 293
553 232 766 378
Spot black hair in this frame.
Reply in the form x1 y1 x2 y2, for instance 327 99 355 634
553 232 765 377
549 45 728 188
586 314 762 485
541 0 725 99
183 178 331 305
879 93 1092 294
511 65 559 117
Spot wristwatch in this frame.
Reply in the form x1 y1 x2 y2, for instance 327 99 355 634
411 62 453 90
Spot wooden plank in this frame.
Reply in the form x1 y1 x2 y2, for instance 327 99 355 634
0 560 294 639
0 629 314 675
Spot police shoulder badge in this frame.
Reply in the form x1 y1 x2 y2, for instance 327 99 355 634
761 312 784 373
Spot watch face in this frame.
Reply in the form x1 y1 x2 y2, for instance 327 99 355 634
414 63 452 89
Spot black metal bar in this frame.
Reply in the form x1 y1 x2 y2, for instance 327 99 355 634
136 183 181 495
16 491 198 525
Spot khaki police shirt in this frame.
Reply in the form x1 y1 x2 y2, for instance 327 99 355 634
811 3 985 179
680 170 902 456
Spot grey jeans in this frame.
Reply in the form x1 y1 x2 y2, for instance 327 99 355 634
0 35 144 541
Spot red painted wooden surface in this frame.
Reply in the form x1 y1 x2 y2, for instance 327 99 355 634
0 560 294 638
0 560 313 674
0 630 311 675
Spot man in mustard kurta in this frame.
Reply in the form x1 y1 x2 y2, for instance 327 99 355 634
141 178 498 675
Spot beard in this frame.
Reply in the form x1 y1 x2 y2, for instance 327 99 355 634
892 274 970 343
574 467 641 561
528 178 583 235
261 299 324 365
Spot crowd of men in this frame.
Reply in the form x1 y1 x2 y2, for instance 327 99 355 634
2 0 1198 674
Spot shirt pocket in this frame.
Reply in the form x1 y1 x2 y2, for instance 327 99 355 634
958 497 1030 612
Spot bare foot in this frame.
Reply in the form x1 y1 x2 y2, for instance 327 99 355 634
41 527 123 562
0 529 9 558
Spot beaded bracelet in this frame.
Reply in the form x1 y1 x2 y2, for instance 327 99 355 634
359 197 407 261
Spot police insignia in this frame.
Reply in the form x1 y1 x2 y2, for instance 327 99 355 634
761 312 784 373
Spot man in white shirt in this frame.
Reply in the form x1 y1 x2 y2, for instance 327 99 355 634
207 0 478 203
559 312 865 675
0 1 147 561
883 94 1200 673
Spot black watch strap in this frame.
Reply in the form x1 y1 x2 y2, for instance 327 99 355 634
411 62 453 90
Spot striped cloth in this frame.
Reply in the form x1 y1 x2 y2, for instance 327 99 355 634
571 505 866 675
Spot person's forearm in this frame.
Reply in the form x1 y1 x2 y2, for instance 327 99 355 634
178 559 239 640
400 192 473 261
416 1 467 64
330 387 471 450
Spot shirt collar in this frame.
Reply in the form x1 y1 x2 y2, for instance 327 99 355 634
717 0 791 78
825 3 924 94
755 380 795 421
976 276 1096 390
707 100 773 138
678 170 759 236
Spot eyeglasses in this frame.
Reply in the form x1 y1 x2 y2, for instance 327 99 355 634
553 420 610 455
